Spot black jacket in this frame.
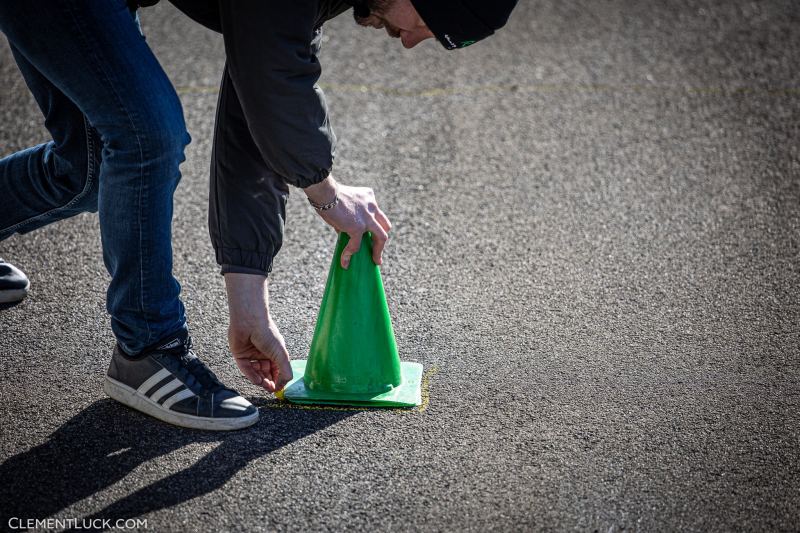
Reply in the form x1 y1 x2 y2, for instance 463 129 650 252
171 0 349 186
165 0 352 275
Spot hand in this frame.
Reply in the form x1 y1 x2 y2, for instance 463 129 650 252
304 175 392 269
224 273 293 393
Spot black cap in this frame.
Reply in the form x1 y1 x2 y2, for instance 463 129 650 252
410 0 518 50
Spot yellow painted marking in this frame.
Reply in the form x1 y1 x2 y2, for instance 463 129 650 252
176 82 800 98
259 365 438 413
416 365 437 413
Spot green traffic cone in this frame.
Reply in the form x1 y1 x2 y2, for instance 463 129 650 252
281 232 423 407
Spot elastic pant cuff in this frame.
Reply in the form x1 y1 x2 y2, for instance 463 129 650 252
215 246 273 277
220 264 270 277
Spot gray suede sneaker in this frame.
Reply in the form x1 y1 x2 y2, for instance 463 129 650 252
0 258 29 304
104 331 258 431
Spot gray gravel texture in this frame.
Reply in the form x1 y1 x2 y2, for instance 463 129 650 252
1 1 799 531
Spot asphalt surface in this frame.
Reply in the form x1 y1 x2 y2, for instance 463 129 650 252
1 1 799 531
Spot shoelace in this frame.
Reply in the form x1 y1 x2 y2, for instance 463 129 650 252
182 355 227 394
161 338 229 396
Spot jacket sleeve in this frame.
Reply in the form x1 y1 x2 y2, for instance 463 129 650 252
217 0 335 188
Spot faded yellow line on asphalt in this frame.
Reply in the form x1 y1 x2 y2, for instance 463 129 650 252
260 365 438 413
176 82 800 98
416 365 437 413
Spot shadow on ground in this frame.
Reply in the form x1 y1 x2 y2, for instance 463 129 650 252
0 399 353 529
0 300 25 311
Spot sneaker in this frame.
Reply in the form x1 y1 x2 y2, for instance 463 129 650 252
0 258 30 304
104 330 258 431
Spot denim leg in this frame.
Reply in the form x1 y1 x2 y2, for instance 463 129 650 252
0 44 102 236
0 0 190 354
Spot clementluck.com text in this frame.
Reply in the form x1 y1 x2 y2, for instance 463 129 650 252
8 518 148 530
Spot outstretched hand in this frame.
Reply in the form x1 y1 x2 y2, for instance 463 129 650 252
224 273 293 393
304 175 392 269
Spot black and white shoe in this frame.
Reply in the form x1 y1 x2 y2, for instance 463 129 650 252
104 331 259 431
0 258 30 304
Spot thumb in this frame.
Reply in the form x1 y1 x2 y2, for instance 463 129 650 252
341 232 363 270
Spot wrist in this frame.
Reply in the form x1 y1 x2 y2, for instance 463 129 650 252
304 175 337 205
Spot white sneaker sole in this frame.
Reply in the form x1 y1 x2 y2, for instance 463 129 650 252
0 281 30 303
104 375 259 431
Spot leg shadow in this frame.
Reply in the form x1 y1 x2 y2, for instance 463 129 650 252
0 398 354 528
0 300 25 310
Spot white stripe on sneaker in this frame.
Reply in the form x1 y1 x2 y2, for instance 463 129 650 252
105 376 255 431
162 388 195 410
136 368 172 395
150 379 183 403
219 396 252 412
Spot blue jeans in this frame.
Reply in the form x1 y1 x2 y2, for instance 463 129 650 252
0 0 189 354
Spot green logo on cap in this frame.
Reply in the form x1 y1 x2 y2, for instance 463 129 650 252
460 40 477 48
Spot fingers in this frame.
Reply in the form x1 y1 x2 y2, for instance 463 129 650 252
341 232 363 269
324 185 392 268
367 193 391 265
249 328 293 393
342 223 389 267
373 206 392 233
233 339 293 394
256 360 280 391
369 224 389 266
243 360 277 392
243 357 287 393
235 358 267 389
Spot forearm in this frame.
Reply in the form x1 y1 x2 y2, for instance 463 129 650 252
224 273 269 328
224 273 293 392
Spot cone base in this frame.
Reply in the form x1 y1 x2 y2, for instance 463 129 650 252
281 360 423 408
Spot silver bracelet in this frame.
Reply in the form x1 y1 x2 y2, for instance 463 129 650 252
308 193 339 211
